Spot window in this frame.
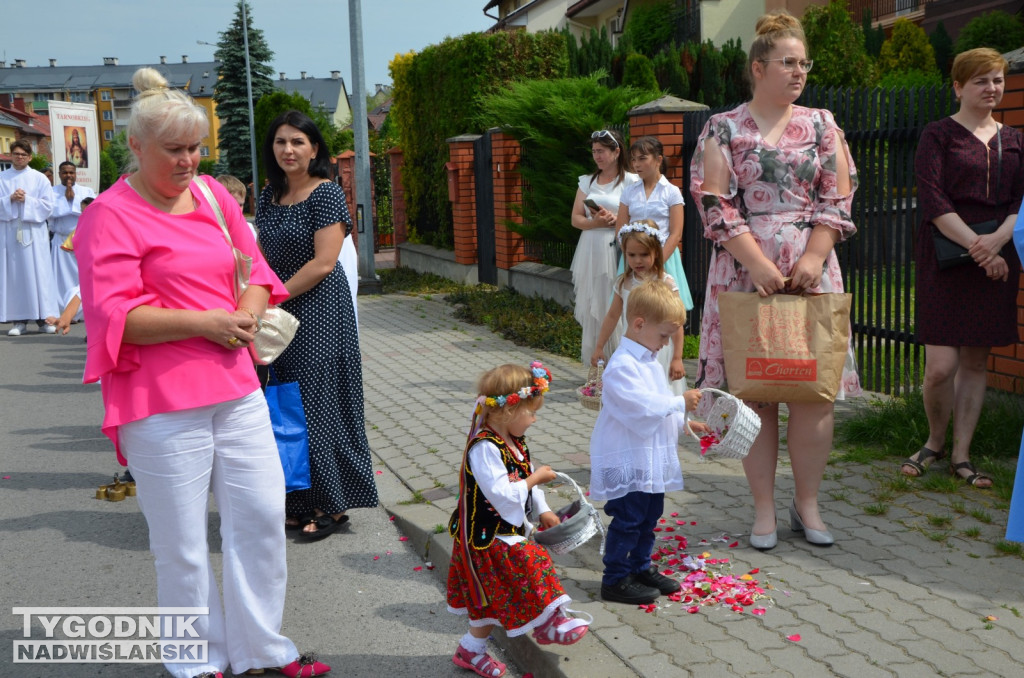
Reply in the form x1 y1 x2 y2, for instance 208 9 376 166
34 93 54 102
70 92 89 103
104 130 113 141
102 110 113 121
100 90 111 101
200 146 210 157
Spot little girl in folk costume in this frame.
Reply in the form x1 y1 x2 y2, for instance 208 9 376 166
591 222 688 396
447 362 590 678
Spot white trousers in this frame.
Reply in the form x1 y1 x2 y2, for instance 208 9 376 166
120 390 298 677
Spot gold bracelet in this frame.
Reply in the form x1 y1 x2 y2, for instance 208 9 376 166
238 306 262 333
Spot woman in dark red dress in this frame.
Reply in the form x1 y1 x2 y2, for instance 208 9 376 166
907 48 1024 487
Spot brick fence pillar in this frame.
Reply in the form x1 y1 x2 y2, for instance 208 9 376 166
388 146 405 267
628 94 706 208
987 71 1024 393
490 130 528 271
447 135 481 266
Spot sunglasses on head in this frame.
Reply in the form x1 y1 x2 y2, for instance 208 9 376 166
591 130 618 148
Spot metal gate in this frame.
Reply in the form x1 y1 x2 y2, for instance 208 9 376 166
474 130 497 285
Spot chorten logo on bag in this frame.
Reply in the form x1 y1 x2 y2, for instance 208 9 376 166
745 358 817 381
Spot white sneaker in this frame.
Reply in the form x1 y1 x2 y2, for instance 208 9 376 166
8 323 27 336
41 324 56 334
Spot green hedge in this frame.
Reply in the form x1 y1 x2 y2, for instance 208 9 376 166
390 31 568 249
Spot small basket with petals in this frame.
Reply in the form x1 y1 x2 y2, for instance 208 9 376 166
576 361 604 412
533 472 606 555
685 388 760 460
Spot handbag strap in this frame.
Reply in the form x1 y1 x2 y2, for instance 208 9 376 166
192 176 233 248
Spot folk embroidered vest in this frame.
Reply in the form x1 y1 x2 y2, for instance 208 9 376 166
449 430 534 549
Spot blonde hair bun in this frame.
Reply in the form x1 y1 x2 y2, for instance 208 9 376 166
754 11 803 38
132 67 169 95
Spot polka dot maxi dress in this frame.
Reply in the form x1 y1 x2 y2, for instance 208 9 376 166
256 181 378 517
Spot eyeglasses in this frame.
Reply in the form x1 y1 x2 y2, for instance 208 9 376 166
591 130 618 148
759 57 813 73
11 152 30 158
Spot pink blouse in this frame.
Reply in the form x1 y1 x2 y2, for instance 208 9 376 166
74 176 289 462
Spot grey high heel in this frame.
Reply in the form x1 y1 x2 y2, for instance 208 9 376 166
749 517 778 550
789 501 834 546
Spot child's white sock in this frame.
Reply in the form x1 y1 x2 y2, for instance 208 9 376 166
460 632 488 655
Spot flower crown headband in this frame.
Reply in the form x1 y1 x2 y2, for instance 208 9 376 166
483 361 552 408
618 220 666 247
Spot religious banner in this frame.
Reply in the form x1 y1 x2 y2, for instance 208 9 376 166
48 101 100 192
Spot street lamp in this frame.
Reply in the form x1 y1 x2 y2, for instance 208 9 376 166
197 1 258 201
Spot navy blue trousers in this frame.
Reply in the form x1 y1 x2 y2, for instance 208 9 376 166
601 491 664 587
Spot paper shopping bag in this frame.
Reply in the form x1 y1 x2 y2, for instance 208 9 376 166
719 291 852 403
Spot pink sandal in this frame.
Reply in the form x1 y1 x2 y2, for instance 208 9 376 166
532 611 590 646
452 643 506 678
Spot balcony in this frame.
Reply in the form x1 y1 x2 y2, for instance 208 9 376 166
848 0 935 24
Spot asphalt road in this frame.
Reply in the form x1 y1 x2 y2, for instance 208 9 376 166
0 324 523 678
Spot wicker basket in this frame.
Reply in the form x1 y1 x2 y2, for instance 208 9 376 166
685 388 761 460
533 472 606 555
576 362 604 412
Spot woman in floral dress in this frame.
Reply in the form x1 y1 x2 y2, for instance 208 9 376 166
689 10 859 550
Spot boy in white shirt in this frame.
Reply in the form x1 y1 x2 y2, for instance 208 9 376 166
589 280 705 605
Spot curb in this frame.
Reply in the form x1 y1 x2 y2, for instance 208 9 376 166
376 468 637 678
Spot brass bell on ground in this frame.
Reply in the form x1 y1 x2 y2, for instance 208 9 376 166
106 486 126 501
125 482 137 497
95 486 108 500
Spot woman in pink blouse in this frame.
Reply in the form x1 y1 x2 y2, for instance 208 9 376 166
689 11 859 551
75 68 330 678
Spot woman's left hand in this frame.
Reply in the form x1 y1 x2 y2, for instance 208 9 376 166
538 511 561 530
968 232 1007 267
788 252 825 293
983 254 1009 282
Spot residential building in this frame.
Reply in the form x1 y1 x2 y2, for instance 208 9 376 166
0 56 221 160
275 70 352 129
0 94 50 168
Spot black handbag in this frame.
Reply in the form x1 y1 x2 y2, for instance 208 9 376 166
932 127 1002 269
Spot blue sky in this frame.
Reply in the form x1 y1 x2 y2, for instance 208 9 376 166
3 0 495 93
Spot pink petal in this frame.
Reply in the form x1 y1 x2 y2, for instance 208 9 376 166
787 634 801 642
399 536 409 541
752 608 766 616
373 555 380 560
1 476 10 480
389 516 395 521
375 470 383 475
729 541 739 548
687 606 700 614
670 512 679 517
413 566 422 571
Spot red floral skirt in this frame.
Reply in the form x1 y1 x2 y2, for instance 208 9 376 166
447 537 566 634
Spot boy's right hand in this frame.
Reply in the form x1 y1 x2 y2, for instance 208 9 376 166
590 351 604 367
527 465 556 488
684 389 702 412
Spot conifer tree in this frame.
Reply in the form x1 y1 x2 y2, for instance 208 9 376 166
213 0 276 178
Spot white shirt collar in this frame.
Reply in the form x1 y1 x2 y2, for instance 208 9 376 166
620 336 658 362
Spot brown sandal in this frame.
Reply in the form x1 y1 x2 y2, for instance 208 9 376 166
901 446 945 477
950 460 992 488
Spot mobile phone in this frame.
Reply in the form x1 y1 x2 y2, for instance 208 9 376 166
583 198 601 212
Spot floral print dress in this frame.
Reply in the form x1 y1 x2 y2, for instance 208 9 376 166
689 104 862 399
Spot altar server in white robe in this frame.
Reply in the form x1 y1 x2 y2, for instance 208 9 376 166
1 139 57 335
49 162 94 323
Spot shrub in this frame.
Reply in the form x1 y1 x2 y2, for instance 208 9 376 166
389 32 568 250
879 18 938 77
477 73 660 243
803 0 876 88
623 0 677 57
954 10 1024 55
622 53 660 92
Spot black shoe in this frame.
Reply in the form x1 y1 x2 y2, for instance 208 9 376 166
120 469 134 483
601 573 659 604
634 565 681 594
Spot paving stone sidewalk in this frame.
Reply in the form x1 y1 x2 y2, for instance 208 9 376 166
359 292 1023 678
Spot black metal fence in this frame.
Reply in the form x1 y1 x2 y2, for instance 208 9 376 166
681 84 958 395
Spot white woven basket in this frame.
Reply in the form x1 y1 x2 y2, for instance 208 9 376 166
686 388 761 460
576 362 603 412
533 472 606 555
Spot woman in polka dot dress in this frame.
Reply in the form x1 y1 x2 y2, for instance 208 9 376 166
257 110 379 539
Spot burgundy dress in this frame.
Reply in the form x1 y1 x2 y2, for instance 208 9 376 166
914 117 1024 347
